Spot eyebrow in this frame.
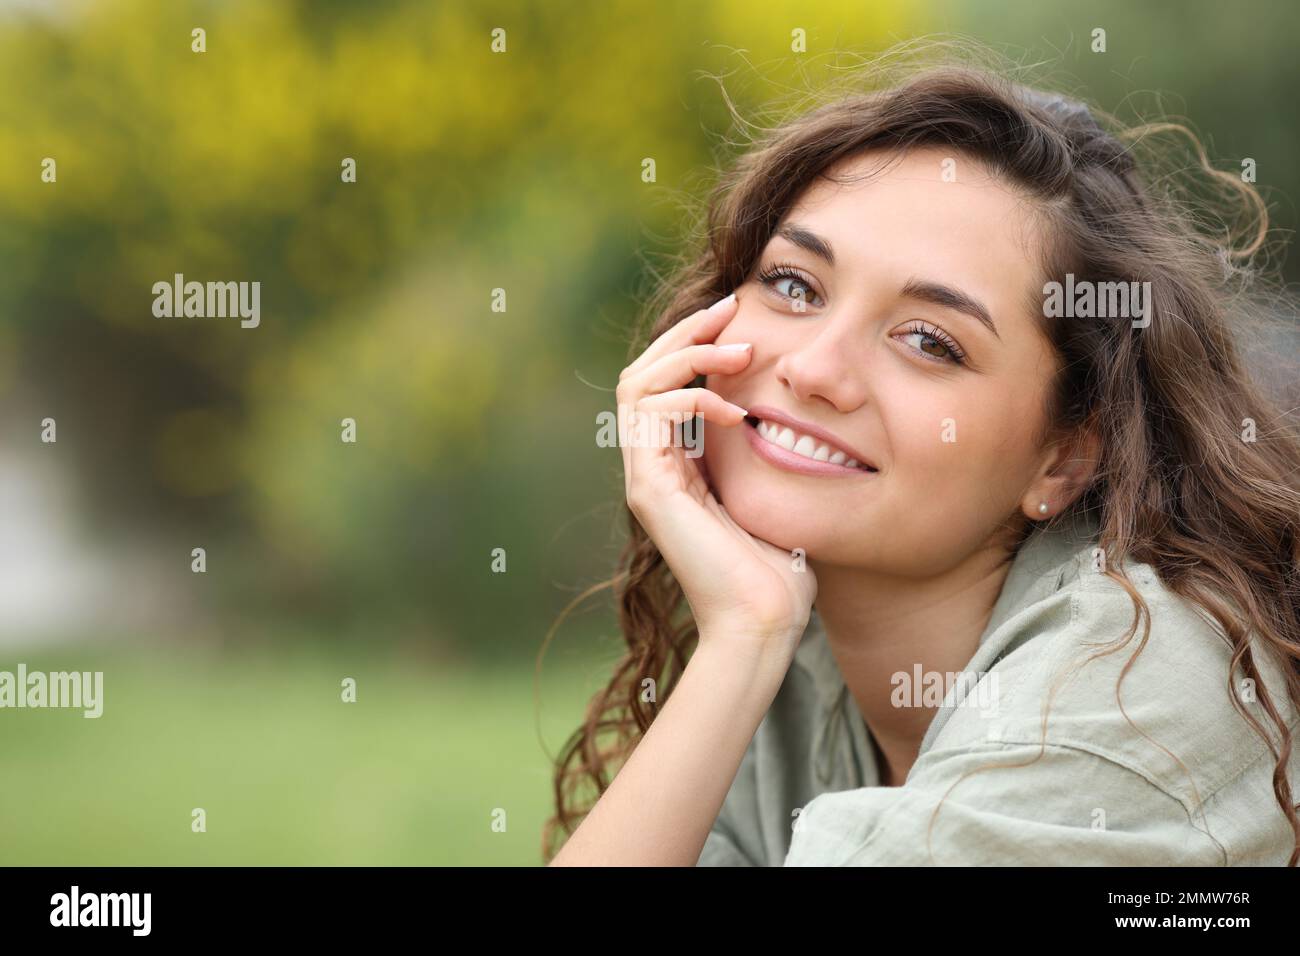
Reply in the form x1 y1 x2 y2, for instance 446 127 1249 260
772 222 1000 340
899 277 1000 341
776 223 836 267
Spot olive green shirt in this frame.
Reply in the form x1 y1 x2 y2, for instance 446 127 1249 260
697 512 1300 866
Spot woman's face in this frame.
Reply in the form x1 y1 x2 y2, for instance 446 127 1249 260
702 146 1063 574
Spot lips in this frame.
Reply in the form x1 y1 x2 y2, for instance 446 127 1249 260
743 404 878 472
751 417 863 467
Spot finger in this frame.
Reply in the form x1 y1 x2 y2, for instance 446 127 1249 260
634 386 748 422
693 450 712 491
620 292 739 382
617 294 739 505
628 388 746 476
617 392 635 496
620 342 752 399
626 387 747 510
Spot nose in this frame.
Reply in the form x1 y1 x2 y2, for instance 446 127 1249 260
773 314 871 412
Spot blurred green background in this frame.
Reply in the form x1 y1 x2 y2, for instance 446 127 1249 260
0 0 1296 864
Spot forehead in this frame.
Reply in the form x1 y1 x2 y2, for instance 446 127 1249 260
777 146 1049 317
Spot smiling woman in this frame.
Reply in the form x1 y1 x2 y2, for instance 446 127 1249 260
542 42 1300 867
701 146 1064 578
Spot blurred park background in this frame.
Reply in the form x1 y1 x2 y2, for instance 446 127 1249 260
0 0 1297 864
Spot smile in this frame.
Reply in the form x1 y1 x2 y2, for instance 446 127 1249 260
742 414 878 477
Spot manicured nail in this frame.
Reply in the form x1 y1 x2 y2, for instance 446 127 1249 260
718 342 752 351
708 292 737 311
731 403 748 416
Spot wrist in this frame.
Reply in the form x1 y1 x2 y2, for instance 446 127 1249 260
692 626 799 693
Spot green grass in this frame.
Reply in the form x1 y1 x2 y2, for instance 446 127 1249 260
0 641 609 865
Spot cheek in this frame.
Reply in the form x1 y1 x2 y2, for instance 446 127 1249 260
697 419 830 551
713 307 785 360
702 370 726 398
882 389 1035 504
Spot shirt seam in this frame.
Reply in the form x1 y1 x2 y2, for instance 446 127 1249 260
955 587 1084 744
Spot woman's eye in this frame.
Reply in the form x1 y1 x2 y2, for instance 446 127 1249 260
756 265 823 309
773 276 818 305
896 325 966 366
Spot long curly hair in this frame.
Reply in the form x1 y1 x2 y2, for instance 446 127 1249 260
538 39 1300 865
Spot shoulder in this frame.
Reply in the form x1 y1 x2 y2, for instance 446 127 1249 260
787 532 1300 866
941 549 1296 799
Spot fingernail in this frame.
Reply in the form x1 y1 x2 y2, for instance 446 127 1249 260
708 292 737 311
731 403 748 416
718 342 752 351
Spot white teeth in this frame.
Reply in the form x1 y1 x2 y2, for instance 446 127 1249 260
755 419 864 468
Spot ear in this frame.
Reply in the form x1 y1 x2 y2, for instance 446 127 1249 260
1021 421 1101 521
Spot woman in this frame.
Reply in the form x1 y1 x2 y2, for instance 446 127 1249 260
543 45 1300 866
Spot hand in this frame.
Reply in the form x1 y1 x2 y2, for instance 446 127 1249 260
616 292 818 659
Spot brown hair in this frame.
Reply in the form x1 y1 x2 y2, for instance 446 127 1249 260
538 39 1300 865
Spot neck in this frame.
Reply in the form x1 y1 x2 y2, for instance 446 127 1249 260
808 537 1018 786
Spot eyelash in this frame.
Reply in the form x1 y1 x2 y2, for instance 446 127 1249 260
898 320 967 366
755 260 823 308
753 262 968 366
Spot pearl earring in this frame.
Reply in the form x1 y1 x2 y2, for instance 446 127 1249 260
1037 502 1049 515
